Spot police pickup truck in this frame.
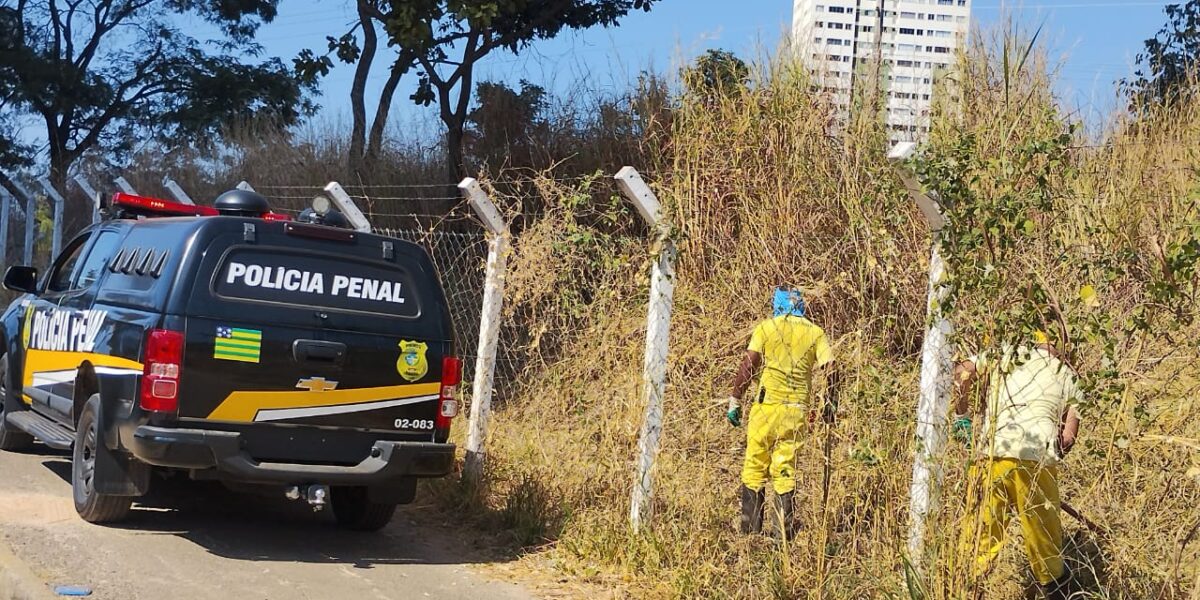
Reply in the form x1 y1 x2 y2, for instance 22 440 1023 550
0 190 461 531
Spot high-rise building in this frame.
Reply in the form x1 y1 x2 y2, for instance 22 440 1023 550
792 0 971 141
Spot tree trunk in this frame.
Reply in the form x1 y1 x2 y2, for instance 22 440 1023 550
348 0 378 176
445 120 466 184
365 59 409 164
47 139 89 239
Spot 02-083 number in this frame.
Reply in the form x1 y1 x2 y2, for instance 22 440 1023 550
394 419 434 430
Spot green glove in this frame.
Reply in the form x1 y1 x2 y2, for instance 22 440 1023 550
726 397 742 427
952 416 972 444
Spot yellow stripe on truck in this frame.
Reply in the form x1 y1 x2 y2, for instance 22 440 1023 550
22 349 144 390
206 382 442 422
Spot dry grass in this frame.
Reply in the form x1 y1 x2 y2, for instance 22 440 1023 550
454 29 1200 600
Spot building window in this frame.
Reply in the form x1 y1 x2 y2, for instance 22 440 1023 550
897 60 914 67
900 27 915 35
901 11 916 18
861 25 873 32
828 6 846 13
934 46 950 53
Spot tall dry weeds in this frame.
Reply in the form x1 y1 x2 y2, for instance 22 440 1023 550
466 28 1200 600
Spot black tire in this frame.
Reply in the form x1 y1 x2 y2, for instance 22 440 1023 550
0 354 33 451
332 486 397 532
72 397 132 523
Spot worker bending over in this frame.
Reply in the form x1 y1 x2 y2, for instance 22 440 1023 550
954 332 1082 598
726 287 840 537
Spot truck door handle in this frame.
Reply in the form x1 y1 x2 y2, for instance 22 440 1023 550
292 340 347 365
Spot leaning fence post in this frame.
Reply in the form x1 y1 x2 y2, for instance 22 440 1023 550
889 142 954 573
615 166 677 533
38 178 65 258
113 177 136 195
0 188 11 267
163 177 195 205
11 181 37 266
72 176 100 224
457 177 510 485
323 182 372 233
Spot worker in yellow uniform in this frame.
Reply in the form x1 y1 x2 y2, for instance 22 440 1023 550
726 287 839 537
953 332 1082 598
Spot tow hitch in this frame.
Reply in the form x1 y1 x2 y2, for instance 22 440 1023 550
284 484 329 511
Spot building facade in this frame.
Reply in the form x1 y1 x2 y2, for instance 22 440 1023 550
792 0 971 141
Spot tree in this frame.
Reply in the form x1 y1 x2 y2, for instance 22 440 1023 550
297 0 660 182
0 0 312 231
1125 1 1200 105
682 49 749 101
466 79 548 171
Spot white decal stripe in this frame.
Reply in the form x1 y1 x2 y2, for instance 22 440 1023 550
31 367 142 388
253 394 440 422
93 366 142 376
31 370 78 386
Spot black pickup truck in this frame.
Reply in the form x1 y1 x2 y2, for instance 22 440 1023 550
0 191 460 531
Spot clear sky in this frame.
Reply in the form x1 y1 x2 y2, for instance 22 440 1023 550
248 0 1173 134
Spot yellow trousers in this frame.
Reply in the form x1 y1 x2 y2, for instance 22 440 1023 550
740 402 806 495
963 458 1065 585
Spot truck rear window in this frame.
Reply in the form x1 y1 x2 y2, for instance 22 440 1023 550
213 248 420 318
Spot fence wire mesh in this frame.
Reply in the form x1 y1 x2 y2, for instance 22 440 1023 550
372 226 516 389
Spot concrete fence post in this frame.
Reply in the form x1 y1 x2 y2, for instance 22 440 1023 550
38 178 65 258
113 177 136 195
0 188 11 267
11 181 37 266
889 142 954 573
163 177 195 205
615 166 677 533
72 176 101 224
457 178 510 485
323 182 372 233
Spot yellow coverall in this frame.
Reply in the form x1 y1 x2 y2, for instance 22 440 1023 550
739 315 833 495
961 345 1079 586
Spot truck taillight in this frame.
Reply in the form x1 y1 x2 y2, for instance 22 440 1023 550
141 329 184 413
436 357 462 429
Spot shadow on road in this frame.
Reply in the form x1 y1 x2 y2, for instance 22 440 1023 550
34 448 513 570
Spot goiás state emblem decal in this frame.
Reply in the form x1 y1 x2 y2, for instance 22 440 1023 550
396 340 429 382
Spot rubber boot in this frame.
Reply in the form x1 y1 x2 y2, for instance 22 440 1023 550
738 486 764 534
1040 566 1072 600
771 491 799 540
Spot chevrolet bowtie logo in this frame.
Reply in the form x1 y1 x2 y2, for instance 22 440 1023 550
296 377 338 392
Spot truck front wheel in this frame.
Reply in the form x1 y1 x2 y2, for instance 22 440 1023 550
0 355 33 451
332 486 396 531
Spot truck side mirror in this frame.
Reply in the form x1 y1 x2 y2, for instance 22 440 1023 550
3 266 38 294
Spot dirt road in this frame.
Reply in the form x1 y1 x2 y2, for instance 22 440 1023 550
0 443 533 600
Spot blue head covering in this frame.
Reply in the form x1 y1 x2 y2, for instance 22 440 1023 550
772 287 805 318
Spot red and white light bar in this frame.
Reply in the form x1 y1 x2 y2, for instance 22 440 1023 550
110 192 291 221
112 193 218 217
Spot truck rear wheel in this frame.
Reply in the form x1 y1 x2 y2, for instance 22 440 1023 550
72 398 132 523
332 486 396 531
0 355 33 451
